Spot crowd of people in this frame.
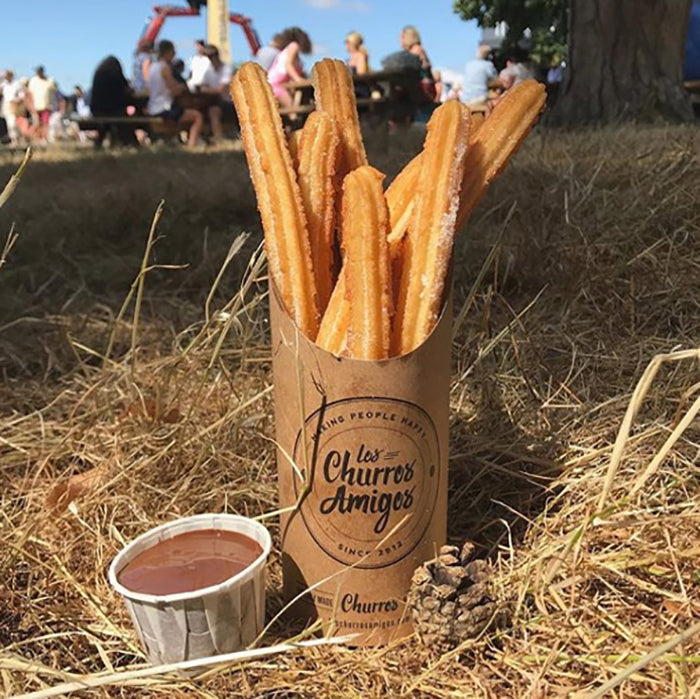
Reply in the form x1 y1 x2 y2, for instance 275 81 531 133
0 65 90 146
0 24 552 148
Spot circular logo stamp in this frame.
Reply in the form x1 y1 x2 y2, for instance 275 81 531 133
292 397 441 569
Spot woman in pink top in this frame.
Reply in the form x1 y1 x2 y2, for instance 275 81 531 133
267 27 312 109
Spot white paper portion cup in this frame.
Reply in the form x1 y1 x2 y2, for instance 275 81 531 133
108 513 272 667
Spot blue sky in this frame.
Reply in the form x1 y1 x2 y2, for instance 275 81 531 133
1 0 480 90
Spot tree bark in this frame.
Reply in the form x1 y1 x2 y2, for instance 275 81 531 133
554 0 694 124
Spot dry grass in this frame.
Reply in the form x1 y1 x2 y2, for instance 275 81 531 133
0 123 698 697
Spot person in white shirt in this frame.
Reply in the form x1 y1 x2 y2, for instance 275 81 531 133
28 65 54 141
147 40 203 148
462 44 497 106
187 39 211 91
200 44 232 144
1 70 24 144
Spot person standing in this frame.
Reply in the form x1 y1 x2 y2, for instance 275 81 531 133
546 58 564 105
46 79 67 143
28 65 52 142
148 40 203 148
1 70 24 145
462 44 497 107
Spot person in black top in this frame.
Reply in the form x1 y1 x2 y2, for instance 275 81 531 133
89 55 136 147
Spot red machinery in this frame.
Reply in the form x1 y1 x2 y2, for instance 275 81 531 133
138 2 261 56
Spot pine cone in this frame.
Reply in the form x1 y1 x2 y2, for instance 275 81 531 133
407 542 502 650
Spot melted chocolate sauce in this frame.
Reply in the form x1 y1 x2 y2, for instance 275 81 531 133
118 528 263 596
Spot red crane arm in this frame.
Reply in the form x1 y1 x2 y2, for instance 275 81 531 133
139 5 261 56
230 12 261 55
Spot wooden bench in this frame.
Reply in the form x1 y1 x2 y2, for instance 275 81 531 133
684 80 700 104
280 67 428 125
74 115 179 138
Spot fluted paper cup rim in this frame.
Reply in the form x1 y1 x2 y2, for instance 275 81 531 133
108 513 272 605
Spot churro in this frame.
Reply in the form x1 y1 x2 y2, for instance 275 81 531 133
316 273 350 355
288 129 302 168
316 152 417 355
230 62 319 339
342 167 392 360
393 101 471 355
297 111 341 313
386 153 422 254
312 59 368 177
470 110 485 135
456 80 546 230
384 80 545 254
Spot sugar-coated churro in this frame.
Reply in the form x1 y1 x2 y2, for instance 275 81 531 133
342 167 392 360
470 110 485 135
297 111 341 313
386 153 422 254
315 150 414 355
457 80 546 230
288 129 302 169
316 273 349 355
384 80 545 254
312 59 368 178
230 62 319 339
393 101 471 355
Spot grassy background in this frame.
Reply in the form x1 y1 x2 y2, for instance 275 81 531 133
0 124 698 697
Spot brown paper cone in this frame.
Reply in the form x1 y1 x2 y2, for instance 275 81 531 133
270 285 450 645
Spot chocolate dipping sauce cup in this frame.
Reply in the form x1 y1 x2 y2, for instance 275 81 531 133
108 513 272 668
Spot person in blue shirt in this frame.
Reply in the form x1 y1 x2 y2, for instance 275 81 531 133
462 44 497 107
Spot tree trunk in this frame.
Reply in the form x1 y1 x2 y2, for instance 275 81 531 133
554 0 694 123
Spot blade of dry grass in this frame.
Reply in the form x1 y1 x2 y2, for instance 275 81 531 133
597 348 700 510
0 148 31 210
585 619 700 699
10 636 355 699
130 200 165 372
1 224 19 271
452 201 514 338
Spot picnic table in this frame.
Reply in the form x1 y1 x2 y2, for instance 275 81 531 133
684 79 700 107
73 92 231 145
280 67 429 124
73 67 475 144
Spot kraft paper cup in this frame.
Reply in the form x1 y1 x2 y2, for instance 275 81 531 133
270 284 450 646
108 513 271 668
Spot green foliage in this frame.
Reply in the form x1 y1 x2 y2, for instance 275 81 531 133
454 0 568 65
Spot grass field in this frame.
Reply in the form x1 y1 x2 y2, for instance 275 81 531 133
0 124 698 697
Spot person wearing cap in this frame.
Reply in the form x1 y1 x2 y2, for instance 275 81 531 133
187 39 211 91
28 65 53 142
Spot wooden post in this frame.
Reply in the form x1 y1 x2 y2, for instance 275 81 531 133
207 0 231 63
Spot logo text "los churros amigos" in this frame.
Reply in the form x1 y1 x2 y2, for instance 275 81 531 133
318 443 415 534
